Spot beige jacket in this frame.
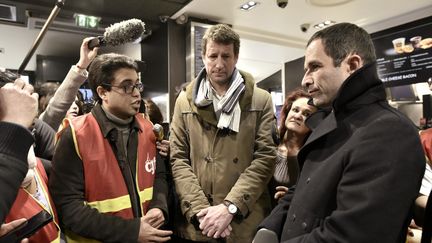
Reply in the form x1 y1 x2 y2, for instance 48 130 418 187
170 70 276 242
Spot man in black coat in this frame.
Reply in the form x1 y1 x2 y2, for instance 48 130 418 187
258 23 425 242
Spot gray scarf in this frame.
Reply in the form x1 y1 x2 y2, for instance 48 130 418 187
193 68 245 132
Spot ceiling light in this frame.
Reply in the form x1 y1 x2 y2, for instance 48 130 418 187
240 1 259 11
314 20 336 29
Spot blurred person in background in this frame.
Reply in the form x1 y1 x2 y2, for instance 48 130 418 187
36 82 60 115
4 144 61 243
269 88 316 207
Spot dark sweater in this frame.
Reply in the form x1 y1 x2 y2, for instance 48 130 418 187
0 122 33 222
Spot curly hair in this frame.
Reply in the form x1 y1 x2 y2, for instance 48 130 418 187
278 88 312 141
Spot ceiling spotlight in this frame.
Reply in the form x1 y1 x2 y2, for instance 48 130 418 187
240 1 259 11
314 20 336 29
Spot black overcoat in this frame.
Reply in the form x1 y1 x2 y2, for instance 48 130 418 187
260 63 426 243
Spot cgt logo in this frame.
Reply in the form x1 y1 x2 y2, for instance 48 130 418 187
145 154 156 175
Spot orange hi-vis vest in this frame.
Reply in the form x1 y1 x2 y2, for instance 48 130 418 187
61 113 156 242
6 159 61 243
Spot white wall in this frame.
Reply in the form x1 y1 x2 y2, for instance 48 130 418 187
0 24 141 71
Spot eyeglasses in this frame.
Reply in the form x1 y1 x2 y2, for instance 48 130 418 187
102 82 144 94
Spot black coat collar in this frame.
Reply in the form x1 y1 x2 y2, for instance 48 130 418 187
302 63 387 154
306 62 386 130
332 62 386 113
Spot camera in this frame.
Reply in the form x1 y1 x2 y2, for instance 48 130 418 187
300 23 310 33
0 68 18 88
276 0 288 8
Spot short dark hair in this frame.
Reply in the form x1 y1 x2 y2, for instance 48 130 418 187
307 22 376 67
201 24 240 57
88 53 138 104
279 88 312 141
35 82 60 114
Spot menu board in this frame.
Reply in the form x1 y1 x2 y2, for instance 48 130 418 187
193 25 207 77
372 16 432 87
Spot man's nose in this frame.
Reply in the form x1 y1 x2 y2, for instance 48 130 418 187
215 56 224 68
132 87 141 97
301 75 312 88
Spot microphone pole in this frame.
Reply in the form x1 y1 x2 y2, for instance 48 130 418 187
18 0 65 74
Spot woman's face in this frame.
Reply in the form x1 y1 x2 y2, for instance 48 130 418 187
66 96 80 119
285 97 317 136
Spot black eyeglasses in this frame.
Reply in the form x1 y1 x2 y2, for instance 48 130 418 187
102 82 144 94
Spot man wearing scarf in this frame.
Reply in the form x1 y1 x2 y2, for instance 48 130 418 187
170 24 276 242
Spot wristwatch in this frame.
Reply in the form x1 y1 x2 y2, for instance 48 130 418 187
224 201 238 215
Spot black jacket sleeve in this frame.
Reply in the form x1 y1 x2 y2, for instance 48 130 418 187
258 186 296 239
33 118 55 160
148 153 169 221
0 122 33 222
33 119 56 177
49 127 140 243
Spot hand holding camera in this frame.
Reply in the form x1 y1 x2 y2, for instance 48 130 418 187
0 77 38 128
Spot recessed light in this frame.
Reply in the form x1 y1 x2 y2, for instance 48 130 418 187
314 20 336 29
240 1 259 11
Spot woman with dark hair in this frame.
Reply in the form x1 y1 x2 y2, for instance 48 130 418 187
144 99 164 125
270 88 317 205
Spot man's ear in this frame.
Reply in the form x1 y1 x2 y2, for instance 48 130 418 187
96 86 107 102
346 54 363 74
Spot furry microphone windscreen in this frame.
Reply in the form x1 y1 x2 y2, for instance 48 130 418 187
104 18 146 46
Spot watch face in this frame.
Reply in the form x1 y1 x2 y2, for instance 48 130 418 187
228 204 237 214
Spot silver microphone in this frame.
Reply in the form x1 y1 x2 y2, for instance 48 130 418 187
88 18 146 49
153 123 164 141
253 228 279 243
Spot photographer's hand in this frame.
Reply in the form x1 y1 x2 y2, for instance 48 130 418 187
0 218 29 243
0 79 38 128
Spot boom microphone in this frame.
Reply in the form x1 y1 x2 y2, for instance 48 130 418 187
88 18 146 49
0 68 19 88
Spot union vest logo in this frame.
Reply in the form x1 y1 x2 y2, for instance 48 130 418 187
145 154 156 174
